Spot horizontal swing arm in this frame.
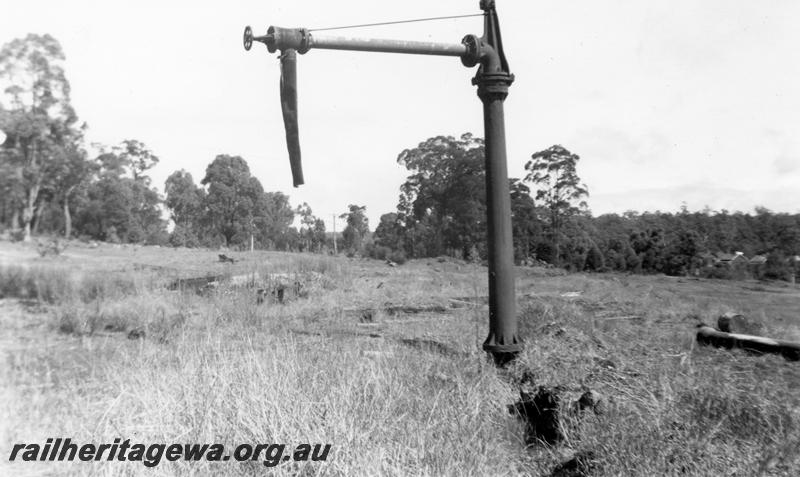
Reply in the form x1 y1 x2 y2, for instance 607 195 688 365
246 26 473 59
310 34 467 56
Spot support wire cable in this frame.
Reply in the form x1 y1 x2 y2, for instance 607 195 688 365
309 13 485 32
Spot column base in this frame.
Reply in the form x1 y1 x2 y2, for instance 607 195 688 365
483 334 523 366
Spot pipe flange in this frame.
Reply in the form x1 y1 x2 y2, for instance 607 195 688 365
472 71 515 87
266 26 311 54
297 28 311 54
266 26 279 53
460 34 481 67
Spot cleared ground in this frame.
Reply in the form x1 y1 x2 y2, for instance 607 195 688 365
1 241 799 476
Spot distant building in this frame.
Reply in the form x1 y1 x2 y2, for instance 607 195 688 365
699 252 716 268
715 251 748 266
706 251 749 279
748 255 767 279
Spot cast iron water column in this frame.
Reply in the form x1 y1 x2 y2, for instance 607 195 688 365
469 2 521 365
244 0 522 365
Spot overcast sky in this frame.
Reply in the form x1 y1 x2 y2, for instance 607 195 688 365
2 0 798 230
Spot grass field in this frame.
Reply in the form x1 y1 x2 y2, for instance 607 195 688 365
1 240 799 476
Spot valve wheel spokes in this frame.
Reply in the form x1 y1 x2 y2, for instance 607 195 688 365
243 26 253 51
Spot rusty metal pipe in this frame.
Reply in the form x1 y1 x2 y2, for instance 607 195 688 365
472 1 521 366
250 26 469 58
696 325 800 361
309 34 468 57
480 92 520 365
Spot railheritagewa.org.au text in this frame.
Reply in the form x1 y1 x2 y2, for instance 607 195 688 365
8 438 331 468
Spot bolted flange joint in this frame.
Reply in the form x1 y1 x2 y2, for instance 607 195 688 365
473 71 514 102
266 26 311 54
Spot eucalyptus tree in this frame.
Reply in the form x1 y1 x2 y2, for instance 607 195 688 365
339 204 369 254
397 133 486 259
0 34 85 240
524 145 588 266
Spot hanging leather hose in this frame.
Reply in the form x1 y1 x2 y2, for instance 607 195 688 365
279 49 303 187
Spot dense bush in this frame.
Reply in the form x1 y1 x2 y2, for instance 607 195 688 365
363 242 406 264
388 250 407 265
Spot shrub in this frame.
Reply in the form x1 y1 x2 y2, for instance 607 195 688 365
36 238 67 258
585 244 605 271
0 264 143 303
388 249 407 265
704 264 733 280
105 226 121 244
145 229 170 246
169 225 200 248
371 245 392 261
9 229 25 242
0 265 36 299
765 251 791 281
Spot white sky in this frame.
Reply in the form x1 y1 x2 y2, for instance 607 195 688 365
2 0 799 231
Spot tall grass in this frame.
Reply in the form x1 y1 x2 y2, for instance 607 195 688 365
3 295 525 476
2 246 799 475
512 285 800 476
0 263 147 304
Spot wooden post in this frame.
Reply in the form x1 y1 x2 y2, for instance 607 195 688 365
250 218 255 252
332 213 338 255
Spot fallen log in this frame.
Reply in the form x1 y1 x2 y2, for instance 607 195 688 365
167 275 224 293
696 325 800 361
385 304 448 315
599 315 643 321
343 304 450 318
448 298 488 308
448 296 489 307
218 254 236 263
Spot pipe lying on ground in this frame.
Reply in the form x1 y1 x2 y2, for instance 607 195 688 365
696 325 800 361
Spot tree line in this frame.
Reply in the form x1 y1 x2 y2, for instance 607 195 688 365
0 34 305 249
367 134 799 281
2 34 798 281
